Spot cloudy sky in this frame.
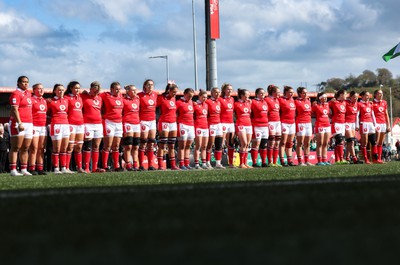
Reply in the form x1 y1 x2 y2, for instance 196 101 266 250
0 0 399 91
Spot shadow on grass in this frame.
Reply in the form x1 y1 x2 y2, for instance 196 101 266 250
1 174 400 265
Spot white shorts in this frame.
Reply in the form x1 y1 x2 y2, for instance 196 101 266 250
85 123 104 139
253 126 269 140
70 124 85 135
104 119 123 138
140 120 156 132
33 126 47 137
195 128 209 137
360 122 376 134
296 123 313 137
10 121 33 139
51 124 70 140
281 123 296 135
221 123 235 134
268 121 282 135
158 122 177 133
332 123 345 136
178 123 195 141
375 123 387 133
124 123 140 134
316 126 331 134
209 123 223 137
345 122 356 131
236 125 252 134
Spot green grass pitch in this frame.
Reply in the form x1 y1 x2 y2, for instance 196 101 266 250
1 163 400 264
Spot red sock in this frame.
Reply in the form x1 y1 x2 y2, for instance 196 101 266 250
147 150 154 167
157 156 164 169
139 149 145 167
215 150 222 161
28 164 36 171
9 163 17 171
377 145 382 161
92 151 99 171
126 162 132 170
317 156 321 163
52 153 59 168
83 151 91 170
179 159 184 167
260 149 267 164
244 152 248 166
251 148 258 165
240 152 245 165
66 153 72 169
60 153 67 168
184 158 190 167
75 152 82 169
20 164 28 171
322 156 327 163
228 148 235 165
101 150 109 169
206 151 211 163
339 145 344 161
334 146 339 162
273 149 279 164
267 148 273 164
112 150 120 169
170 157 176 168
297 155 303 164
133 161 138 169
304 154 309 163
36 164 43 171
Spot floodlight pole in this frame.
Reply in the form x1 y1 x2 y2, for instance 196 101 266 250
149 55 169 83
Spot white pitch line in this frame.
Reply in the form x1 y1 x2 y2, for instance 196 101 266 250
0 176 399 199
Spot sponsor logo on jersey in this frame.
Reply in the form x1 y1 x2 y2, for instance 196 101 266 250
60 105 66 111
244 108 249 113
188 105 193 111
75 102 81 108
227 103 233 109
39 104 46 111
116 100 121 105
148 99 154 105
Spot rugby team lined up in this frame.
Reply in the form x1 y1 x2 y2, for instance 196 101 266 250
8 75 391 176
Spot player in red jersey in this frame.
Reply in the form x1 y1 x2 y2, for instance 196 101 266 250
193 90 209 169
265 85 281 167
9 76 34 176
206 87 224 169
250 88 269 167
157 82 179 170
235 89 253 168
64 81 85 173
329 89 348 164
28 83 47 175
81 81 104 173
100 82 124 171
358 91 378 164
279 86 296 166
219 83 236 168
295 87 313 166
312 92 331 165
122 85 141 171
373 89 391 163
138 79 158 171
48 84 71 174
177 88 195 170
345 91 360 163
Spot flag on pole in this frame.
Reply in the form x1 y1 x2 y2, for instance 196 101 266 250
383 42 400 62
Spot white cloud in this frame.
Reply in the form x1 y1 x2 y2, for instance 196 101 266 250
0 11 49 40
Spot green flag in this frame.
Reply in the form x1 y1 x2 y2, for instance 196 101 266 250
383 42 400 62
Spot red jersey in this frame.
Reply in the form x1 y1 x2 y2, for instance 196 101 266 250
279 97 296 124
312 103 330 127
176 98 194 126
100 92 124 122
358 100 374 123
65 94 84 125
329 100 346 123
48 96 69 124
9 88 33 123
373 99 388 124
234 100 252 126
122 95 140 124
251 98 268 127
157 94 177 123
206 98 221 125
265 97 280 122
194 101 208 129
218 96 234 123
31 95 47 127
345 100 359 123
81 93 103 124
295 98 312 124
138 91 158 121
